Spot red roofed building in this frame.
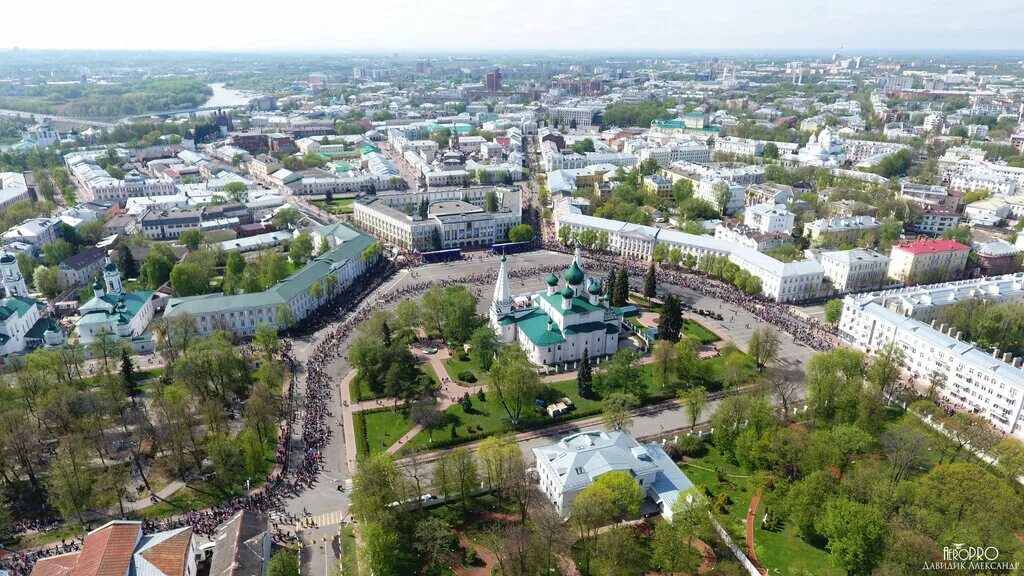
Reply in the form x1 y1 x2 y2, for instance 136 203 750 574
887 238 972 285
31 522 198 576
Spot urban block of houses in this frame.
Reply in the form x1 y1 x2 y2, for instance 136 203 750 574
803 216 880 247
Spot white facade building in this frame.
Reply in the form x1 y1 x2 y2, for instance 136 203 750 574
839 275 1024 438
743 204 795 234
819 248 889 293
533 431 696 520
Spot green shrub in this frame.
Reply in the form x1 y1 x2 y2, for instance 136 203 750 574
457 371 477 383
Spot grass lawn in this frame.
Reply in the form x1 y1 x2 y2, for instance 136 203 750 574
312 198 354 214
359 409 417 457
13 522 86 550
397 376 600 454
339 525 359 575
445 353 489 384
135 482 236 521
681 319 720 344
628 295 662 312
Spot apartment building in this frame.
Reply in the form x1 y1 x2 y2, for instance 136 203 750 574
803 216 880 246
887 239 971 284
819 248 889 293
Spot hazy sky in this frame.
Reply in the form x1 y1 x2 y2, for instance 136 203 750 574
7 0 1024 53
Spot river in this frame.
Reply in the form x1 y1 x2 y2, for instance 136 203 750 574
202 83 258 109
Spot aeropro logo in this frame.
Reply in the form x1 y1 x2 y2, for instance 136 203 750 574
922 543 1019 571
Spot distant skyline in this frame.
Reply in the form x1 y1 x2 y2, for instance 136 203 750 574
8 0 1024 53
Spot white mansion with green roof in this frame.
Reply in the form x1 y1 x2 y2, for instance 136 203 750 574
76 258 157 352
164 223 377 337
490 248 621 366
0 253 64 356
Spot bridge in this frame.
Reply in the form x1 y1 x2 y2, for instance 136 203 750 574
120 103 248 121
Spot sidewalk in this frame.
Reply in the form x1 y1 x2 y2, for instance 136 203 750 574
124 479 187 512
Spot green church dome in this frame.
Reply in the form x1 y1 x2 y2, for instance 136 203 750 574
564 261 585 285
546 273 559 286
588 281 601 295
560 285 575 299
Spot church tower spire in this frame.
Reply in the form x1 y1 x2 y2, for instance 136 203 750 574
492 255 512 316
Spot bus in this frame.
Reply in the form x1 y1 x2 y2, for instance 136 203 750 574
419 248 462 263
490 241 531 255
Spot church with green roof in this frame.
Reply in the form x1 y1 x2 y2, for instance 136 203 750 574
489 247 622 366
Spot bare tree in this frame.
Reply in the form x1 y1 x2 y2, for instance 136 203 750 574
881 425 928 489
766 366 803 422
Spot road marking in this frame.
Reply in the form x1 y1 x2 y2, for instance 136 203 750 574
309 510 345 528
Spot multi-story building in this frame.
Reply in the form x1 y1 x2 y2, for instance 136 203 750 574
0 172 31 211
714 137 798 157
819 248 889 294
57 248 106 291
352 187 522 251
164 224 377 338
209 511 272 576
554 205 823 302
964 198 1010 226
1 217 62 252
909 206 962 236
744 203 795 234
713 224 792 252
803 216 880 246
549 105 604 128
65 153 175 202
637 141 711 166
642 175 672 198
744 182 794 206
839 275 1024 439
887 239 971 284
533 430 695 520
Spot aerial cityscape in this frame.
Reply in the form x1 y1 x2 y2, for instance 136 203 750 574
2 4 1024 576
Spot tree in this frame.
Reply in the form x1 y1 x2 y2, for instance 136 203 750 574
571 138 595 154
824 298 844 326
418 198 429 219
593 525 648 576
613 268 629 307
118 247 138 279
602 392 639 431
267 549 300 576
289 232 313 265
605 267 618 305
446 446 478 510
483 190 499 212
32 265 59 297
253 322 280 362
866 341 904 399
766 366 802 421
643 262 656 302
477 434 523 503
119 347 138 396
748 326 782 371
140 245 176 289
430 228 441 250
349 452 409 526
42 239 74 267
595 349 645 398
47 435 98 526
271 207 301 230
170 262 210 297
178 229 205 251
818 499 887 576
488 345 542 425
558 225 574 246
469 325 498 371
507 224 534 242
577 348 594 398
878 217 904 251
681 385 708 430
713 180 732 214
363 522 408 576
762 142 779 160
414 517 459 572
658 294 682 342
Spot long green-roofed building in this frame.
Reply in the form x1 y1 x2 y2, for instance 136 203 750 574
164 223 378 337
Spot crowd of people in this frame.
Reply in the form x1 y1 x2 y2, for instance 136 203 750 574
1 248 837 576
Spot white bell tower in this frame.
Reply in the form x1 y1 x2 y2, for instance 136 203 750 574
102 257 124 296
0 253 27 297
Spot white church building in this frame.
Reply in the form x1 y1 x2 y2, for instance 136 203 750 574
0 253 64 356
76 258 157 353
489 248 622 366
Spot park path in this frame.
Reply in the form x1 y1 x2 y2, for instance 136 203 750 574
745 490 768 575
